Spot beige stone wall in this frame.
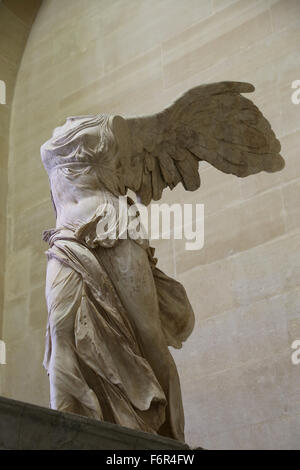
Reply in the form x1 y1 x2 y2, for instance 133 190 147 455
2 0 300 449
0 0 41 391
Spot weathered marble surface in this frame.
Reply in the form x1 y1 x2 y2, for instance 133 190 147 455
40 81 284 444
0 396 189 450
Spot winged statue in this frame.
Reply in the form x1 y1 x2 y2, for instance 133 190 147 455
41 81 284 442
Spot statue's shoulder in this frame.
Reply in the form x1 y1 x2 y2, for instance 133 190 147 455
40 139 52 171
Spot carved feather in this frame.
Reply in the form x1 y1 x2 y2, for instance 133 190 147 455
120 81 284 205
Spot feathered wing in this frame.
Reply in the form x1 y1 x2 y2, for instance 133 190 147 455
117 81 284 206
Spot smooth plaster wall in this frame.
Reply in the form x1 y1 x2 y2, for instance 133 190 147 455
2 0 300 449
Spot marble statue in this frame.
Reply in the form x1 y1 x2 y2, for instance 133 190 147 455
41 82 284 442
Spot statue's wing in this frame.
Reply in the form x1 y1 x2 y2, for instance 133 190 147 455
122 81 284 205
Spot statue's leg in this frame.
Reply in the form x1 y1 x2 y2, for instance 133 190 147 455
45 256 102 419
96 239 185 442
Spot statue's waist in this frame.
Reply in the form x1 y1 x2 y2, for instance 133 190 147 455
44 197 149 250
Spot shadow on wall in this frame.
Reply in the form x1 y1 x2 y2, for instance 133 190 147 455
0 0 42 338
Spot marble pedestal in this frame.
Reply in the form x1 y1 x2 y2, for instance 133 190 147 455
0 396 190 450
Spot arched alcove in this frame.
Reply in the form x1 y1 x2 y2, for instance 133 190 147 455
0 0 42 338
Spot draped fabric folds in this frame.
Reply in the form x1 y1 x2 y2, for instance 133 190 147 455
43 229 194 439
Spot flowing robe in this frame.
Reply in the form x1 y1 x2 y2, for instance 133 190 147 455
41 114 195 442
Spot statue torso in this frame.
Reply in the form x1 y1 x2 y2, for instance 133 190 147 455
41 116 125 246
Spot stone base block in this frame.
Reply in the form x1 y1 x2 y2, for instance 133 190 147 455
0 396 190 450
